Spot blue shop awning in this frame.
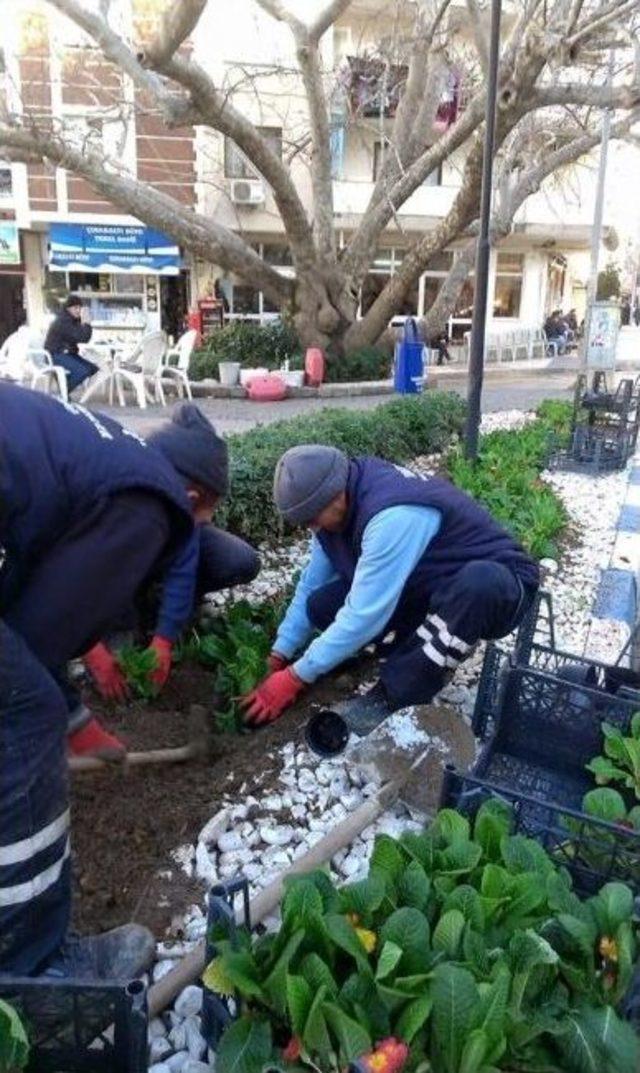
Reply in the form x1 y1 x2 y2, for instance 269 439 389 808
49 222 181 275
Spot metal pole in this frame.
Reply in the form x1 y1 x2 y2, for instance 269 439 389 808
581 50 614 368
464 0 502 459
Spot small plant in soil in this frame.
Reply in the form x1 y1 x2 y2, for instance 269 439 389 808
116 644 159 700
179 599 288 731
206 802 638 1073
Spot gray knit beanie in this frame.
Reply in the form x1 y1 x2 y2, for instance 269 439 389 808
148 403 228 496
274 445 349 525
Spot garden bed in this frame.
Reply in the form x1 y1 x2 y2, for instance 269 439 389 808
70 660 369 939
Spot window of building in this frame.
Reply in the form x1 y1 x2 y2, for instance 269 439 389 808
224 127 282 179
227 241 288 320
373 140 441 185
493 251 524 318
0 165 12 199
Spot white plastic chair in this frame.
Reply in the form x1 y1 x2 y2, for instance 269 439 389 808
531 328 546 360
0 327 68 401
498 331 515 363
111 330 168 408
160 329 196 401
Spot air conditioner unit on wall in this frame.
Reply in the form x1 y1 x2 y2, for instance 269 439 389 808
230 178 265 206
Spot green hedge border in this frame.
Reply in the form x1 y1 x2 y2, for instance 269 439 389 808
217 394 571 560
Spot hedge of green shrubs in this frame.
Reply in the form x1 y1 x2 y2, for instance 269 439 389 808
217 391 466 544
189 321 391 384
218 395 571 561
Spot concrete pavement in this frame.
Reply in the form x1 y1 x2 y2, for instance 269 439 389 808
109 373 578 437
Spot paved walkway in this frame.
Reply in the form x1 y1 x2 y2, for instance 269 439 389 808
112 373 577 437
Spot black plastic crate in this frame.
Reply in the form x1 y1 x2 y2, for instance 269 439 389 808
441 766 640 899
549 422 636 474
201 877 251 1051
472 643 640 748
0 977 147 1073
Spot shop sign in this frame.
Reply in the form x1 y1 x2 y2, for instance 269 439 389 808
49 222 180 274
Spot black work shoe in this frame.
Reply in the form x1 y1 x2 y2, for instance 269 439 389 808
334 681 393 736
41 924 156 982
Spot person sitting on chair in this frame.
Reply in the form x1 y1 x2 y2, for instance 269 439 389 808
44 294 97 396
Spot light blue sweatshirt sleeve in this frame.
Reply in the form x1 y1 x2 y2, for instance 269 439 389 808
294 505 441 682
273 536 339 659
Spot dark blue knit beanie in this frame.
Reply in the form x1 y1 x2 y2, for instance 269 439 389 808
148 403 228 496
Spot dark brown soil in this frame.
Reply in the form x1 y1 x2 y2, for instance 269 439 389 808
70 662 360 939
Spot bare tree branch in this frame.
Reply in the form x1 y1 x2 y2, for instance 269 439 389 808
569 0 640 47
309 0 355 44
534 80 640 109
139 0 208 67
159 54 316 264
465 0 489 75
0 121 292 303
253 0 338 254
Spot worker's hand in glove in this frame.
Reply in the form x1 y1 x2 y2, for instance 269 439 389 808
241 667 305 726
267 651 289 674
84 642 129 703
147 636 173 691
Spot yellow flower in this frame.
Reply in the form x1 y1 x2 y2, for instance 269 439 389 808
202 957 235 996
356 927 377 954
599 936 619 963
369 1054 389 1073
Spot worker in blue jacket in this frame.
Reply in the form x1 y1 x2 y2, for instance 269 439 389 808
241 445 539 731
79 415 259 748
0 385 224 981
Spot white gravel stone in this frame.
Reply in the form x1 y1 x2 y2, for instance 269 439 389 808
217 830 243 854
150 1038 173 1063
183 1062 212 1073
291 803 307 821
153 960 175 983
184 1016 206 1060
197 809 229 847
149 1064 172 1073
340 854 362 878
194 842 217 884
169 1022 187 1050
167 1053 190 1073
149 1018 168 1040
260 824 294 846
174 986 203 1020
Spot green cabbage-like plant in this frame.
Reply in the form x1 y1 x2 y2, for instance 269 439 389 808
0 1000 29 1072
586 714 640 797
206 802 639 1073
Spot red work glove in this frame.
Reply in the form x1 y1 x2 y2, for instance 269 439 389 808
68 717 126 761
148 635 173 691
241 667 305 726
84 642 129 703
267 651 289 674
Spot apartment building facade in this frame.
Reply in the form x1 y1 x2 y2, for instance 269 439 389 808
0 0 610 347
0 0 196 346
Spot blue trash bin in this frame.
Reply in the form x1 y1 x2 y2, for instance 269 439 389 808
394 318 425 394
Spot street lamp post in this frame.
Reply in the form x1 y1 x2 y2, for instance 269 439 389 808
580 50 614 369
463 0 502 460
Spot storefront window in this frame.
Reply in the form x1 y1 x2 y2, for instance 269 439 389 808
493 252 523 318
232 285 260 315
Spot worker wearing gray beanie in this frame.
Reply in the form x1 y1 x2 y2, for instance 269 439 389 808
147 403 228 497
274 445 349 525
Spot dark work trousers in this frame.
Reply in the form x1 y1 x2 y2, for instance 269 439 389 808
307 560 536 708
0 493 174 972
127 523 261 640
52 352 98 395
0 621 71 974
